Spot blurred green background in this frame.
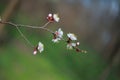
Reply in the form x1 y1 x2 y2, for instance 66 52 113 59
0 0 120 80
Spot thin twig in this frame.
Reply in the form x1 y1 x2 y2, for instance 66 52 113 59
42 21 50 28
0 20 85 53
6 21 53 33
0 21 54 33
15 26 33 47
0 21 53 47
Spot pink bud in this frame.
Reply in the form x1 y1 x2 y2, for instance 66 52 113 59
76 42 80 46
47 14 54 22
33 46 38 55
33 50 37 55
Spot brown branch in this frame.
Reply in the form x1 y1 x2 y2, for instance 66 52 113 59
0 21 53 33
0 20 52 47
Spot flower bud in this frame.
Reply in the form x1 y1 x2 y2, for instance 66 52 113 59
47 13 60 22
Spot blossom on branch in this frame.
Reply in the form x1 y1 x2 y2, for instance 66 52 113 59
38 42 44 53
66 33 81 52
53 14 60 22
67 42 80 50
33 42 44 55
0 12 87 54
33 46 38 55
52 38 61 43
67 43 76 50
47 13 60 22
52 28 63 43
67 33 77 41
55 28 63 38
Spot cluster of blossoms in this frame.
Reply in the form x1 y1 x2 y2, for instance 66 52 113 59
0 13 87 55
33 13 87 55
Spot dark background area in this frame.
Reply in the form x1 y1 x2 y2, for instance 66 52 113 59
0 0 120 80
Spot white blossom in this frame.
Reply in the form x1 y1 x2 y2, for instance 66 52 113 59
52 38 60 43
52 28 63 43
38 42 44 53
67 33 77 41
55 28 63 38
53 14 60 22
67 43 76 50
47 13 60 22
67 44 73 50
71 43 76 47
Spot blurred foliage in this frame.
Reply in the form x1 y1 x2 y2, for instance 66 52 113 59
0 37 107 80
0 28 117 80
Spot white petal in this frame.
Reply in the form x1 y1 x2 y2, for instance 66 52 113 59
38 42 44 53
55 18 60 22
54 28 63 39
71 43 76 47
52 38 60 43
53 14 60 22
58 28 63 38
67 33 77 40
67 44 73 50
